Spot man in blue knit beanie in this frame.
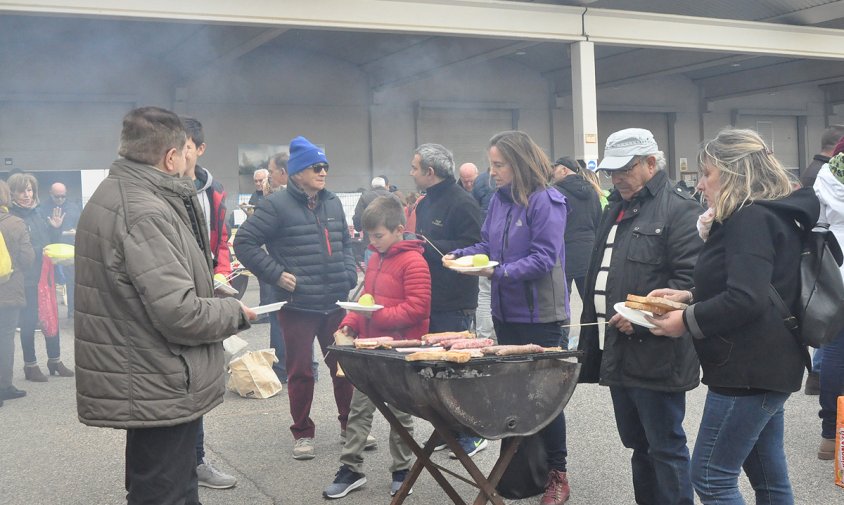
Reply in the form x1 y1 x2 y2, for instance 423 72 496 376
234 135 359 461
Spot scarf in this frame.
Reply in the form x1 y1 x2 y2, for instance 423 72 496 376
697 207 715 242
828 153 844 185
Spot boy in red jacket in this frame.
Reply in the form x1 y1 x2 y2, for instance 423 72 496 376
323 196 431 500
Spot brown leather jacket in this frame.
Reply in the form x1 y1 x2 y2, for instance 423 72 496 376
0 211 35 308
74 159 249 429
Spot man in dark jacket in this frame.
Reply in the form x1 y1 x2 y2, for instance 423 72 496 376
234 136 357 461
410 143 486 456
75 107 254 505
40 182 80 317
800 124 844 188
578 128 702 505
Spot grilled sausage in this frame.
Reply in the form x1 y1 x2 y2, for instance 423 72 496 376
449 338 495 350
481 344 545 356
422 331 474 345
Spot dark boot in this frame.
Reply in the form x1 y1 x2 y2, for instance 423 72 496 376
24 364 48 382
540 469 570 505
47 360 75 377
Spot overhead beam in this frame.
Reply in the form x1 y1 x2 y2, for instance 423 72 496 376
764 1 844 25
0 0 586 41
698 60 844 101
3 1 844 61
582 7 844 60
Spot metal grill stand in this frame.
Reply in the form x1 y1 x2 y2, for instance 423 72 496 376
331 346 582 505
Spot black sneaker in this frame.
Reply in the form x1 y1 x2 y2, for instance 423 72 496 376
449 436 488 459
323 465 366 499
390 469 413 496
0 386 26 401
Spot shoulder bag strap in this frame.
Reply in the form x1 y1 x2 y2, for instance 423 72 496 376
768 284 800 340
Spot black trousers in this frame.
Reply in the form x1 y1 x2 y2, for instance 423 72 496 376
125 418 202 505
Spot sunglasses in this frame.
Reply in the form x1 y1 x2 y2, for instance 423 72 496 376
311 163 329 173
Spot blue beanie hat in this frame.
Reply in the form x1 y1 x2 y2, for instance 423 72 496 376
288 136 328 176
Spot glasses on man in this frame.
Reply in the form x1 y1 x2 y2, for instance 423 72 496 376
53 195 67 200
311 163 329 173
613 159 641 175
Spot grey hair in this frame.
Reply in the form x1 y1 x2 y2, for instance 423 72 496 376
635 151 666 171
414 143 455 180
253 168 269 178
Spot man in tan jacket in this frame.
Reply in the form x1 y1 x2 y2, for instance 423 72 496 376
74 106 255 505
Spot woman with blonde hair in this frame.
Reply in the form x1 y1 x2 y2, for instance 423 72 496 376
445 130 571 505
0 180 35 404
8 173 73 381
647 128 818 504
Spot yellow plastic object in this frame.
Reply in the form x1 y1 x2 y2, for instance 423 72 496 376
43 243 75 265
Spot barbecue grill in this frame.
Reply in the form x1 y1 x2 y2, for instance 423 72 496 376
330 345 582 505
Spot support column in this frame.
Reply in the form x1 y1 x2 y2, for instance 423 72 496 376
570 41 599 171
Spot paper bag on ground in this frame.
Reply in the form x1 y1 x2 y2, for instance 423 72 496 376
836 395 844 488
227 349 282 399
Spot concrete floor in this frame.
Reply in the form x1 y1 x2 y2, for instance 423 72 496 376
0 281 841 504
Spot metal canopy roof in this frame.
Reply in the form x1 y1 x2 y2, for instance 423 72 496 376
0 0 842 103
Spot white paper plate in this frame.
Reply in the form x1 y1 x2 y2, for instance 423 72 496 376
613 302 656 329
336 301 384 312
214 281 239 296
250 301 287 315
448 260 499 273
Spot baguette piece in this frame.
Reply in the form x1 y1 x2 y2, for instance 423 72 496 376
405 350 472 363
624 294 687 316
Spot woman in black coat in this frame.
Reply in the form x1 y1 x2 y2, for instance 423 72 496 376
646 129 817 504
552 157 602 298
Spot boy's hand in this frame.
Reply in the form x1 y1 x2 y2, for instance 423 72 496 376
334 326 356 345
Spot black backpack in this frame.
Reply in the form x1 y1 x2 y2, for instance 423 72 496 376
769 223 844 349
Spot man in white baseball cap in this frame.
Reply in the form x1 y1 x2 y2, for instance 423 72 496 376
579 127 703 505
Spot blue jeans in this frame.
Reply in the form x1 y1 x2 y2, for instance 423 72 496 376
812 346 824 374
610 386 694 505
691 390 793 505
494 318 569 472
820 330 844 439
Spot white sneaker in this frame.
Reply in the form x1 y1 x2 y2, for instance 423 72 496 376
293 437 315 460
196 457 237 489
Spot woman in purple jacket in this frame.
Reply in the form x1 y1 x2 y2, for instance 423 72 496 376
445 130 571 505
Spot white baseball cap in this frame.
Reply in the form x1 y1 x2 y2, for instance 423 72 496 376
598 128 659 170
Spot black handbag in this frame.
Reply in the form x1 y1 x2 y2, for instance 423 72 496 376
496 433 548 499
769 224 844 348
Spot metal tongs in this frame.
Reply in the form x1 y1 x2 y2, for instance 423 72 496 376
413 233 446 257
